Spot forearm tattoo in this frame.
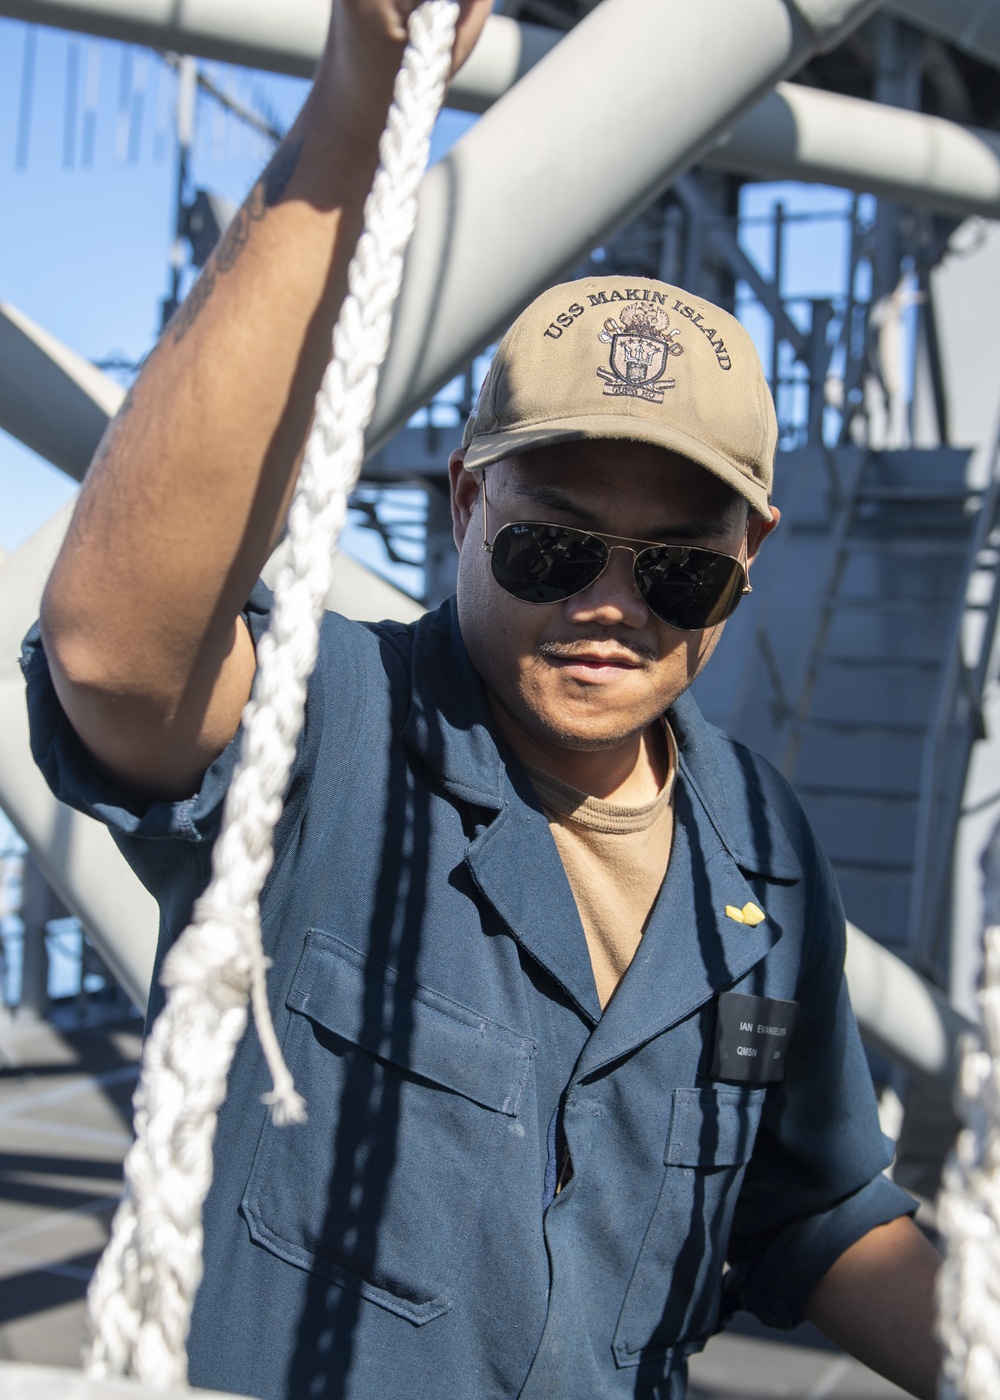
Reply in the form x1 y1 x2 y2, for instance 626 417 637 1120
169 138 305 346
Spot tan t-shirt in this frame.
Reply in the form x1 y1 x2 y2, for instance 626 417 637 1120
525 725 677 1009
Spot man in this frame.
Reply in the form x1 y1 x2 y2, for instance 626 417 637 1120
22 1 941 1396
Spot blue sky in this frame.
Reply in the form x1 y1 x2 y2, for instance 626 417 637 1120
1 19 300 550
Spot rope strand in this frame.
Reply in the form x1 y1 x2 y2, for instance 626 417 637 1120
83 3 459 1381
937 820 1000 1400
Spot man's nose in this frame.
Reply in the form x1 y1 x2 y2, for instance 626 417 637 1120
563 545 649 627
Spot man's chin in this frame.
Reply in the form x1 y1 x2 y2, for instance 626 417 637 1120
520 708 657 755
543 730 646 754
487 678 672 762
530 685 675 749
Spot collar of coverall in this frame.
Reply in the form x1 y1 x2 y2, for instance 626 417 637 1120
401 598 801 883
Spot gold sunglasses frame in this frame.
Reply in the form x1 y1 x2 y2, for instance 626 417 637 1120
478 474 752 616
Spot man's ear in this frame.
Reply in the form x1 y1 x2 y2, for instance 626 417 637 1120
746 504 780 568
449 449 481 551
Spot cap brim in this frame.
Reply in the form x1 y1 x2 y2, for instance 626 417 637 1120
462 414 772 519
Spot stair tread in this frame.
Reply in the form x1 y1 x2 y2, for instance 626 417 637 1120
797 786 920 804
830 857 914 875
818 654 943 670
796 718 926 735
823 596 954 614
842 538 969 556
857 485 975 501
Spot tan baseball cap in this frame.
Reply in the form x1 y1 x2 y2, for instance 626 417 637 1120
462 276 776 518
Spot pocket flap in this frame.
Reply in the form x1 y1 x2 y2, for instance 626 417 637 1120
288 929 535 1116
665 1086 764 1167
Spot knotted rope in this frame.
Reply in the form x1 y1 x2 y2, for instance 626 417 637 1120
83 3 459 1383
937 819 1000 1400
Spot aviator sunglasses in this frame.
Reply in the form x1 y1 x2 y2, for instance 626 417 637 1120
480 474 752 631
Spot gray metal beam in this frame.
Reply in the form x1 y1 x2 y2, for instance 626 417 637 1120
0 0 332 79
705 83 1000 220
0 0 560 115
845 921 978 1091
0 503 158 1009
0 302 124 483
367 0 885 449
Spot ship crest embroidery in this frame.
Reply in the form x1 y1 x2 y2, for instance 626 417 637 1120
596 303 683 402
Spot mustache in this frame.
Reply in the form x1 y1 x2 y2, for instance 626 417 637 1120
538 637 657 664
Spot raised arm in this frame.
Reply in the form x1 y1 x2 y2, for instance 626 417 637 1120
39 0 490 803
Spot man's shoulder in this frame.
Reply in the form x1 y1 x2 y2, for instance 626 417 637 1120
311 597 484 758
316 605 415 662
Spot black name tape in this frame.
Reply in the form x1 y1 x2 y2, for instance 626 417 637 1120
712 992 800 1084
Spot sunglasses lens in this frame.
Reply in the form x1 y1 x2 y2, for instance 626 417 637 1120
637 547 745 630
490 523 607 603
488 514 746 630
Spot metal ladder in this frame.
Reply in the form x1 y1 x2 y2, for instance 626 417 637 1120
776 446 992 969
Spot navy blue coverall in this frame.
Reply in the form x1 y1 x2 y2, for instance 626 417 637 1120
22 589 914 1399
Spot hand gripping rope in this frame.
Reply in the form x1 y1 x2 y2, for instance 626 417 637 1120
938 822 1000 1400
83 2 459 1383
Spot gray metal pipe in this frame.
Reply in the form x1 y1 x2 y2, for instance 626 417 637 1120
368 0 883 446
0 0 331 79
7 90 1000 486
0 302 125 483
0 503 159 1009
706 82 1000 219
0 0 560 113
845 921 978 1091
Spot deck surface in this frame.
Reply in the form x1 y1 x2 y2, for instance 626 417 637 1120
0 1009 909 1398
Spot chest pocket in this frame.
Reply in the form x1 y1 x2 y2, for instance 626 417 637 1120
613 1084 765 1366
242 929 535 1324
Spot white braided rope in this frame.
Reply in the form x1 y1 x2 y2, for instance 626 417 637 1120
941 817 1000 1394
83 3 459 1383
937 908 1000 1399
